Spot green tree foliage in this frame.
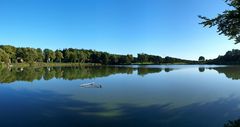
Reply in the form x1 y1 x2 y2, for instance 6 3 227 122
16 48 38 63
0 45 16 63
199 0 240 44
164 56 173 63
137 53 148 63
198 56 205 61
0 45 196 65
55 50 64 63
36 48 44 62
126 54 133 64
90 51 101 63
69 51 78 62
109 55 119 64
0 49 9 64
77 51 87 63
137 53 164 64
44 49 56 62
209 49 240 64
62 49 71 62
100 53 109 65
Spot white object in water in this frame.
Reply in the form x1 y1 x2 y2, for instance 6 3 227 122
80 82 102 88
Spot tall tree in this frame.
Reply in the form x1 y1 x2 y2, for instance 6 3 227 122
100 53 109 65
0 49 9 64
69 51 78 62
0 45 16 63
44 49 55 62
55 50 64 63
126 54 133 64
109 55 119 64
198 56 205 62
137 53 148 63
16 48 38 63
36 48 44 62
77 51 87 63
25 48 38 63
199 0 240 44
62 49 70 62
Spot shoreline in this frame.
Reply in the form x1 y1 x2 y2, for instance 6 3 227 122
2 62 234 68
5 63 101 68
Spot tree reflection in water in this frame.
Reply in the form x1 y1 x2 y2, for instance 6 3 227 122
1 66 240 83
209 67 240 80
224 119 240 127
0 66 168 83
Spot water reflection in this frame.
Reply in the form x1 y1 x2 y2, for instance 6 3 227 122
209 67 240 80
0 66 170 83
224 119 240 127
1 65 240 127
198 67 205 72
0 87 239 127
1 66 240 83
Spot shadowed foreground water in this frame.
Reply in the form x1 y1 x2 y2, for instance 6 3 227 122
0 65 240 127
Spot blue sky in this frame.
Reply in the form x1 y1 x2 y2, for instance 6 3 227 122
0 0 240 60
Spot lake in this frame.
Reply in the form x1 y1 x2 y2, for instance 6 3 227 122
0 65 240 127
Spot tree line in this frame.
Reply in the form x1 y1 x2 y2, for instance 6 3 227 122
0 45 195 65
208 49 240 65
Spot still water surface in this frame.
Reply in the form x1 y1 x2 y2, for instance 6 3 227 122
0 65 240 127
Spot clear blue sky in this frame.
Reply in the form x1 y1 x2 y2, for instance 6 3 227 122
0 0 240 60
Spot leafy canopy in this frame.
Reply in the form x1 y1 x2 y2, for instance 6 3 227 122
199 0 240 44
198 56 205 61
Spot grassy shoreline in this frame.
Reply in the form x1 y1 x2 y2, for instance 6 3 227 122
8 62 101 68
1 62 204 68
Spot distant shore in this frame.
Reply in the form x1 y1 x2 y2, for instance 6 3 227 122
2 62 239 69
1 63 101 68
0 62 200 68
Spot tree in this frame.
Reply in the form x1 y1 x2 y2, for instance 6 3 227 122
16 48 38 63
77 51 87 63
69 51 78 62
137 53 148 63
164 56 174 63
109 55 119 64
0 49 9 64
90 51 101 63
25 48 38 63
44 49 55 62
199 0 240 44
55 50 64 63
126 54 133 64
62 49 70 62
198 67 205 72
36 48 44 62
100 53 109 65
209 49 240 64
0 45 16 63
198 56 205 62
147 55 163 64
0 44 197 65
16 48 25 62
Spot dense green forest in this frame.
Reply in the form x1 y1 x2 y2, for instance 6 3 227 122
1 45 240 66
208 49 240 65
0 45 195 66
